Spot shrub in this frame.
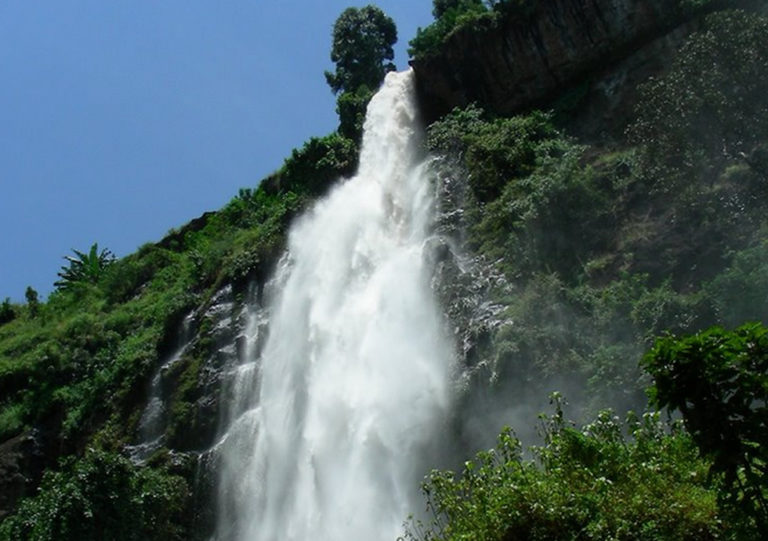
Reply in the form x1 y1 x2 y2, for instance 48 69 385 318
704 240 768 327
0 449 189 541
409 1 492 58
277 133 358 195
24 287 39 318
54 243 116 292
0 298 15 326
427 107 558 203
403 398 722 540
643 323 768 532
0 401 25 441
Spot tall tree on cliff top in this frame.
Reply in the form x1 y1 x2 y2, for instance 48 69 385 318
432 0 484 19
325 5 397 95
325 5 397 141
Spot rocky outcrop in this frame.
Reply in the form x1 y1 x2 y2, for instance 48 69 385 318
123 281 270 539
0 432 45 520
410 0 759 124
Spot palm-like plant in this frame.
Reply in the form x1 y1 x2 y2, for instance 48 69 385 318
54 243 116 290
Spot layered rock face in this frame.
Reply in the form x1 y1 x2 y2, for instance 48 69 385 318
410 0 756 124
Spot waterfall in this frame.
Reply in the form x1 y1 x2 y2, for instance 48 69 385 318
217 69 452 541
127 311 195 462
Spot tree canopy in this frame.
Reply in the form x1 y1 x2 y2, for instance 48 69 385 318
324 5 397 96
643 323 768 531
432 0 484 19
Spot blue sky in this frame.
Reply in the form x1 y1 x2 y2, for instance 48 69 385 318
0 1 433 301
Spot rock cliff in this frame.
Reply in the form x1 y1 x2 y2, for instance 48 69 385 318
411 0 761 127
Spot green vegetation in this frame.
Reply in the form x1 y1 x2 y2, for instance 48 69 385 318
324 5 397 95
628 10 768 197
426 9 768 408
404 399 728 540
432 0 483 19
54 243 116 291
401 8 768 539
1 253 187 445
409 0 537 59
406 322 768 540
0 450 188 541
0 299 14 326
409 0 496 59
325 5 397 141
24 287 39 318
336 84 375 140
276 132 358 196
0 123 355 538
644 324 768 532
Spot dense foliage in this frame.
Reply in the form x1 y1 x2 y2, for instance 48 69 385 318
409 0 538 58
644 324 768 532
409 0 497 58
628 10 768 196
426 9 768 412
325 5 398 141
0 450 188 541
404 398 729 540
54 243 116 292
404 8 768 539
0 299 14 326
407 322 768 540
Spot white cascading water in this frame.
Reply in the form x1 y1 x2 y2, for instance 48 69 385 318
218 69 452 541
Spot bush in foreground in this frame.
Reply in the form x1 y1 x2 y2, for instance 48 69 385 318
0 450 189 541
403 397 727 540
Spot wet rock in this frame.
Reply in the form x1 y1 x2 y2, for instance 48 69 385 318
429 158 513 378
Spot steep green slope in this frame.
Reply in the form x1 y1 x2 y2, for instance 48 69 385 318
0 132 356 538
402 6 768 540
428 8 768 412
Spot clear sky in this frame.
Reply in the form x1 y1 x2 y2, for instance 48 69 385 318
0 1 433 302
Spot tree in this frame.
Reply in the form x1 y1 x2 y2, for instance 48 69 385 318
324 5 397 95
25 286 39 318
54 243 116 291
409 1 489 58
642 323 768 531
0 297 15 325
325 5 397 142
335 85 374 140
432 0 484 19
